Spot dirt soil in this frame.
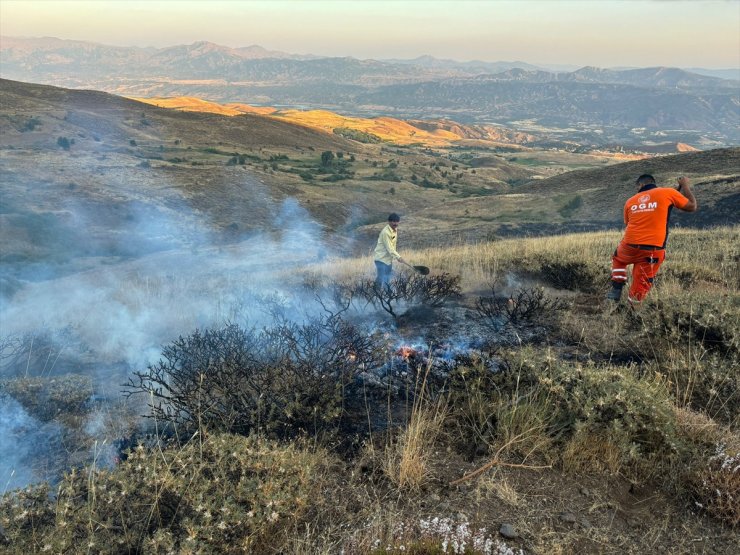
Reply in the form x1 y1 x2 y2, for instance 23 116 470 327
388 446 739 554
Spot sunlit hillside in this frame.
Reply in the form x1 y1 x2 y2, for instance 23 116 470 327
137 95 278 116
133 94 718 159
135 96 469 146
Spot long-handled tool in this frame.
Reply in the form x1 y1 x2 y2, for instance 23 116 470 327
401 260 430 275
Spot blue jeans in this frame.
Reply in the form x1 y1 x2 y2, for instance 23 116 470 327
375 261 392 286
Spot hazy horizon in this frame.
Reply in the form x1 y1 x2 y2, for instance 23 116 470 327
1 0 738 69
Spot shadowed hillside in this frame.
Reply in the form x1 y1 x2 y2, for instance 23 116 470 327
362 148 740 249
516 147 740 227
0 78 354 151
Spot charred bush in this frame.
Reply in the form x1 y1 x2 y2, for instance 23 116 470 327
537 259 602 293
475 285 567 329
125 318 383 437
354 272 461 318
417 273 463 306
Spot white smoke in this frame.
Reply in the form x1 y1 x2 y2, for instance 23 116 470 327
0 172 345 488
0 395 62 492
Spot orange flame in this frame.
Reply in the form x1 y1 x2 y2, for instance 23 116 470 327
397 346 416 359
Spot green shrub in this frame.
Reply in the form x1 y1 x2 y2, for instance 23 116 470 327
446 363 501 457
557 194 583 218
687 441 740 527
0 434 335 554
536 257 604 293
641 297 740 356
621 297 740 424
333 127 382 144
471 350 682 481
643 351 739 426
20 117 41 132
0 374 93 422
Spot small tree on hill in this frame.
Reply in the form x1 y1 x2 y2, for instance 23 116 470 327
56 137 70 150
321 150 334 168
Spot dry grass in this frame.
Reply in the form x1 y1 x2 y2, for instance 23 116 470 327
306 226 738 293
475 470 521 507
562 430 624 475
383 362 447 491
382 400 446 491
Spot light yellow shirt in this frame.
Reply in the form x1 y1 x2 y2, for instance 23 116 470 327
374 224 400 265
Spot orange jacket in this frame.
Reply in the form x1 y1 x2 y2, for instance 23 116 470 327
622 185 689 247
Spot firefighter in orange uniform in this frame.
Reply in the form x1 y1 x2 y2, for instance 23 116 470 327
607 174 697 304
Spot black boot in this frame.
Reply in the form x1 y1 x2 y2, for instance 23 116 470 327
606 281 624 302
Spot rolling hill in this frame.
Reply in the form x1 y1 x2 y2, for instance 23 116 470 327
0 78 361 285
397 148 740 247
1 78 738 285
133 95 540 148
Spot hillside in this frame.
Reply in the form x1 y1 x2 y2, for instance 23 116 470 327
515 148 740 227
134 95 542 148
2 78 738 283
3 36 738 147
1 78 739 555
377 148 740 248
0 78 353 151
1 228 738 553
0 78 359 284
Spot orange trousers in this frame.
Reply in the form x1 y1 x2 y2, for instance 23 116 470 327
610 242 665 303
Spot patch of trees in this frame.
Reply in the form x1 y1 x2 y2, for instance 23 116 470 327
56 136 73 150
316 151 354 182
558 195 583 218
333 127 382 144
21 117 41 132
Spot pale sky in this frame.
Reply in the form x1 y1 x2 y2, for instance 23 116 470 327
1 0 738 68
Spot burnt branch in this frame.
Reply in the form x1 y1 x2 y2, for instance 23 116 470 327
475 284 567 329
352 272 461 318
125 318 383 438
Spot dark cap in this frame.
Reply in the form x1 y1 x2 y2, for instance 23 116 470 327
636 174 655 186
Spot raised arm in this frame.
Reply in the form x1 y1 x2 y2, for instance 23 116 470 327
677 176 697 212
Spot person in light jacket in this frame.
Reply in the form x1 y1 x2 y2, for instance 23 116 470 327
374 213 407 286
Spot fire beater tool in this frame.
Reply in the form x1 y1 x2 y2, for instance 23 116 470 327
401 261 430 275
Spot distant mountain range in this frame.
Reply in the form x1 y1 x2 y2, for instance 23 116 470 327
2 36 738 146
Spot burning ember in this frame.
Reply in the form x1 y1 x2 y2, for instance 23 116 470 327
396 345 418 359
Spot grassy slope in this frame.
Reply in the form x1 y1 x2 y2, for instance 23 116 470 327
2 226 738 553
516 147 740 224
